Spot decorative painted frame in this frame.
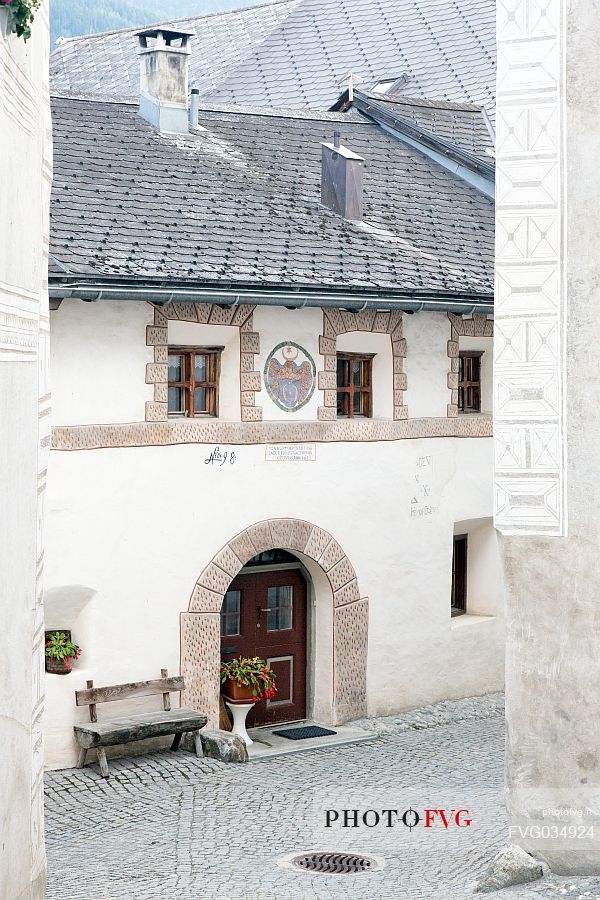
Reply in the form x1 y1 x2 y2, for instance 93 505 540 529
263 340 317 413
180 517 368 728
447 313 494 417
145 301 262 423
317 308 407 421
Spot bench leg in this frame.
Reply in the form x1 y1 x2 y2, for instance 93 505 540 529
193 731 204 759
97 748 110 778
76 746 87 769
171 733 182 752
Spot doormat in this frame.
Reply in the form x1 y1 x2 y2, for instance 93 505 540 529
272 725 337 741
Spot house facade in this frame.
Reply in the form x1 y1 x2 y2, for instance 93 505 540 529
44 27 502 770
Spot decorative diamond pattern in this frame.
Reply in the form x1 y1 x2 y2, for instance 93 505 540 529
495 0 566 536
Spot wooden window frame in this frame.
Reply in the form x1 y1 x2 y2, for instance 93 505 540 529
336 352 375 419
167 346 222 418
266 585 294 633
451 534 468 617
458 351 483 414
220 589 241 637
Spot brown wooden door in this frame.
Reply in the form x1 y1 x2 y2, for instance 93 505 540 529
220 568 307 726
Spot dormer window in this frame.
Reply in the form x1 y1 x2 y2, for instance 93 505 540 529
168 347 222 417
371 73 409 96
373 78 397 94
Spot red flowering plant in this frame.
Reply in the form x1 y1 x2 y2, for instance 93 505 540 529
220 656 277 703
1 0 41 41
44 632 82 672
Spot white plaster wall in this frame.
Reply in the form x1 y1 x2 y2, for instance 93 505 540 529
336 331 393 418
43 435 503 769
50 299 154 424
254 305 323 420
460 335 493 415
168 321 241 420
403 312 451 417
0 3 50 895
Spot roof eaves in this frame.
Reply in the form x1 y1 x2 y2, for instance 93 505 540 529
47 273 494 315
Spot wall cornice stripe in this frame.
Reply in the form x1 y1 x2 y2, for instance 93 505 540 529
51 415 493 451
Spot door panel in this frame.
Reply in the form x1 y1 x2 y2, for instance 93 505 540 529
220 568 307 726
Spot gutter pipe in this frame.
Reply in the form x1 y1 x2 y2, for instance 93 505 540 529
48 281 494 315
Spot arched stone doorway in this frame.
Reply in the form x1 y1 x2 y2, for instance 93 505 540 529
180 518 368 728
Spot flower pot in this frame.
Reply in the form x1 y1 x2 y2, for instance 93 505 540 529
45 656 71 675
222 678 256 703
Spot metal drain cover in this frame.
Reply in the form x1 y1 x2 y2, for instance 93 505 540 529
280 851 384 875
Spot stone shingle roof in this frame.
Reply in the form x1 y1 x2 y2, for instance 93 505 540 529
50 0 301 101
366 95 494 161
50 0 496 116
49 96 494 298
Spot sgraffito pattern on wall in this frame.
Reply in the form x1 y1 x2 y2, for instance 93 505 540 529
0 1 52 890
52 414 493 450
447 314 494 417
264 341 316 412
146 302 263 423
317 308 407 421
495 0 566 535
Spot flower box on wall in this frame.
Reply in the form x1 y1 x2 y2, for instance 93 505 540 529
45 630 82 675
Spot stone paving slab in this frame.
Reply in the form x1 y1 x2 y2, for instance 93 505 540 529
44 694 600 900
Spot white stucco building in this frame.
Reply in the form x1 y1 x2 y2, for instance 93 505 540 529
43 27 503 771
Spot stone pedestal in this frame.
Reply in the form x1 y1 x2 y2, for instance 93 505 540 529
496 0 600 874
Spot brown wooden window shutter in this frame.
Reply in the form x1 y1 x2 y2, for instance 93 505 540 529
458 351 483 413
336 352 374 418
167 347 222 418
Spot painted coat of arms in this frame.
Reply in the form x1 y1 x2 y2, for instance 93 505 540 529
264 341 316 412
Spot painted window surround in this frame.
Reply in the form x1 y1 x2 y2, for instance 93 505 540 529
50 303 494 450
447 313 494 417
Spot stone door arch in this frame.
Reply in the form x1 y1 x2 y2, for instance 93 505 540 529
180 518 368 727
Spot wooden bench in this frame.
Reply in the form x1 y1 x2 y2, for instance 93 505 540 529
74 669 207 778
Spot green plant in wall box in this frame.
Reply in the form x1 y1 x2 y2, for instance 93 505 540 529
45 632 82 670
1 0 42 41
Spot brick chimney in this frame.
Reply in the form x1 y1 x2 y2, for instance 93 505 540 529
136 27 193 134
321 131 365 221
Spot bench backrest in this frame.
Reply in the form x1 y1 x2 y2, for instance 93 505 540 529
75 669 185 723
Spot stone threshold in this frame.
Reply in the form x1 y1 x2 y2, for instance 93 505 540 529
245 720 377 761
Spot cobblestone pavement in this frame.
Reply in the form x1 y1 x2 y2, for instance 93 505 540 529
44 694 600 900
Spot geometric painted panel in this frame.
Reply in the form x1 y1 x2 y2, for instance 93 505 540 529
494 0 567 536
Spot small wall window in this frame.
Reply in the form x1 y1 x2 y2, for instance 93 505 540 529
168 347 221 417
451 535 468 617
458 351 483 413
336 353 374 418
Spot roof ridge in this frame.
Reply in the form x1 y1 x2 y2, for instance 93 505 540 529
50 91 137 105
53 0 300 47
49 91 373 124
